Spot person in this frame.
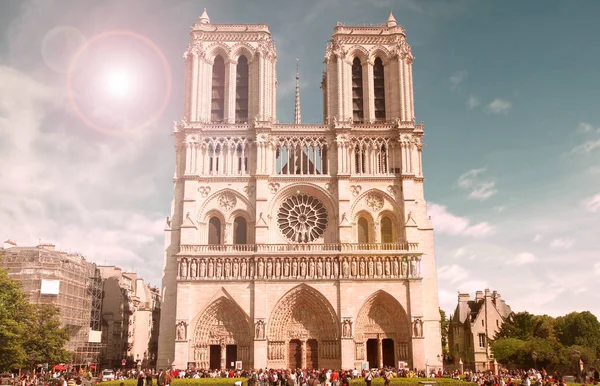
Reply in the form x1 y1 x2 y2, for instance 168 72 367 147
364 370 373 386
383 368 391 386
146 371 153 386
137 372 145 386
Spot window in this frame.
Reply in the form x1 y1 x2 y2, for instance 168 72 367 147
357 217 369 244
233 217 247 245
478 333 486 348
482 319 484 327
211 56 225 122
380 216 393 243
235 55 249 123
352 57 364 123
496 319 499 327
208 217 222 245
373 57 385 121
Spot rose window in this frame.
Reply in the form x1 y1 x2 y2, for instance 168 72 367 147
277 194 328 243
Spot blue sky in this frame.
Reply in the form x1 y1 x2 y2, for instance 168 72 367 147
0 0 599 318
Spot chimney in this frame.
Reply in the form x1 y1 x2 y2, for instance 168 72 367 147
3 239 17 249
458 293 470 302
475 291 484 301
484 288 491 297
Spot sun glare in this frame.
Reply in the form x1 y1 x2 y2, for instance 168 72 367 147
105 68 134 98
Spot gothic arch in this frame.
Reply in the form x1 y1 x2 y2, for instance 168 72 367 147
354 210 375 244
205 42 231 64
230 43 255 63
267 284 340 341
350 188 400 220
369 46 392 65
347 45 369 64
268 183 337 243
376 209 401 243
191 295 252 368
198 188 255 222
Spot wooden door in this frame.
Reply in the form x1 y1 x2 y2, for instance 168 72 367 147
288 339 301 369
306 339 319 369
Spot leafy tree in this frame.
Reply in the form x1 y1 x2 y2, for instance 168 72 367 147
555 312 600 353
440 308 449 351
23 304 72 368
490 337 527 368
0 267 31 371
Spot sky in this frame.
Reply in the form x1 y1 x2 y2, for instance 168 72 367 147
0 0 599 319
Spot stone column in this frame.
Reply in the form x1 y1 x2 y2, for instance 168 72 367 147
220 342 226 370
378 336 383 368
301 340 307 369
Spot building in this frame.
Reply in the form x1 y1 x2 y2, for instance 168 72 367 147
448 289 512 371
97 266 161 369
158 10 442 371
0 240 103 367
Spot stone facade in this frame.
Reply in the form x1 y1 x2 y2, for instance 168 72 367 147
448 289 512 371
157 10 442 371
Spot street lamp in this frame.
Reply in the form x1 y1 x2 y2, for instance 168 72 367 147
571 350 581 383
531 351 538 371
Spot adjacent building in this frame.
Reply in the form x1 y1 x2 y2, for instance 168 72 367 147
0 240 103 367
158 10 443 371
97 266 161 369
448 289 512 371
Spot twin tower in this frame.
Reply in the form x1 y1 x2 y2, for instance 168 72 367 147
158 9 442 372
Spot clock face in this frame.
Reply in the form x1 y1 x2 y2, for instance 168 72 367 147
277 194 328 243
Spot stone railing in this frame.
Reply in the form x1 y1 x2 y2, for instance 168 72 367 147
176 254 422 282
179 242 417 254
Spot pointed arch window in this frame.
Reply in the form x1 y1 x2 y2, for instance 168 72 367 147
235 55 249 123
211 56 225 122
373 57 386 121
233 216 247 245
352 57 364 123
358 216 370 244
380 216 393 244
208 217 222 245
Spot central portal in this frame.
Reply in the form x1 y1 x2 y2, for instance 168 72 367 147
366 339 378 368
306 339 318 369
288 339 301 369
209 345 220 369
226 345 237 369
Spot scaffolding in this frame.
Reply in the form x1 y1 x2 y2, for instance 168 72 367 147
0 245 105 367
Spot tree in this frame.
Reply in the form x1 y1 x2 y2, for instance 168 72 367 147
440 308 449 351
555 312 600 353
0 267 31 371
23 304 72 368
490 337 527 368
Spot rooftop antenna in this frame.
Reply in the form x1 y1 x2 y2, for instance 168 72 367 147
294 58 301 124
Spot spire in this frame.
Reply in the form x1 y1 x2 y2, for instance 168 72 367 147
386 10 397 27
199 8 210 24
294 58 301 124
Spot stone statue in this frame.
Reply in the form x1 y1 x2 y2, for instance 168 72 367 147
190 260 197 277
241 260 247 278
292 259 298 277
180 261 188 278
376 258 383 277
401 257 408 278
333 259 339 278
216 260 222 278
359 260 365 277
258 259 264 278
275 259 281 277
255 320 265 340
249 259 254 278
208 260 214 277
200 259 206 277
413 319 423 337
284 259 290 277
317 259 323 277
300 260 306 277
411 257 418 277
342 319 352 338
224 260 231 278
384 259 391 277
308 259 315 277
342 259 349 277
351 259 357 277
266 259 272 278
368 259 374 277
232 260 239 278
325 259 331 277
393 258 399 277
176 322 186 340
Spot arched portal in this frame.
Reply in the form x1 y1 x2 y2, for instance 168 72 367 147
192 296 252 370
355 290 411 369
267 284 340 369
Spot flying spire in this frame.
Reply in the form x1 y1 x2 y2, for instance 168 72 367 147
386 10 397 27
199 8 210 24
294 58 301 124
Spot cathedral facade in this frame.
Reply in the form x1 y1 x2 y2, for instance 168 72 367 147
157 10 442 372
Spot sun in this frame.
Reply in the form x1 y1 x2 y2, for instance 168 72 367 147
104 68 135 98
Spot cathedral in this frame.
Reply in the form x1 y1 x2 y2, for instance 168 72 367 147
157 9 442 372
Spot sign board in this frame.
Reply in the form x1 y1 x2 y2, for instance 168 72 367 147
40 280 60 295
235 361 242 370
122 359 126 366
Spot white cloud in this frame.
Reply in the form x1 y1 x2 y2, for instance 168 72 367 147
428 203 494 237
582 194 600 213
450 70 467 90
577 122 596 132
571 139 600 154
438 264 469 284
533 234 542 242
486 98 512 114
549 238 574 249
457 168 498 201
493 206 506 213
466 94 480 110
509 252 537 266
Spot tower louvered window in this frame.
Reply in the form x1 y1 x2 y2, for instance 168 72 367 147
352 57 364 123
235 55 249 123
373 57 386 121
211 56 225 122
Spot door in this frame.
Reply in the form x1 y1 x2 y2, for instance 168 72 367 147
226 345 237 369
306 339 319 369
367 339 378 369
209 345 221 370
382 339 395 367
288 339 302 369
